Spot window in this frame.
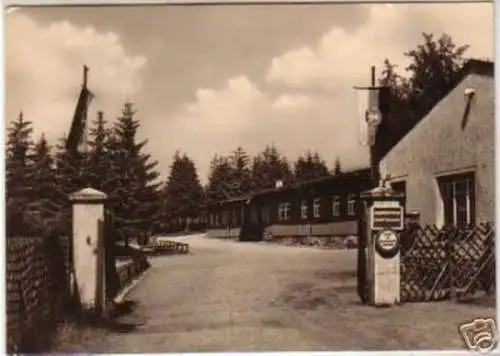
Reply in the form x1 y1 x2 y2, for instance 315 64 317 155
215 213 219 227
262 206 270 223
438 173 475 227
301 200 308 220
222 210 228 225
332 195 341 216
313 198 321 218
209 213 214 227
278 203 291 221
347 194 356 216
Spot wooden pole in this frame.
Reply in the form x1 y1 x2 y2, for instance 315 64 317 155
369 65 380 188
83 65 89 89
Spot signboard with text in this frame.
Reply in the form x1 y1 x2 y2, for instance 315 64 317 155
370 200 404 231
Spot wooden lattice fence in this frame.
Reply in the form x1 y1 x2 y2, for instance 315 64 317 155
400 222 495 303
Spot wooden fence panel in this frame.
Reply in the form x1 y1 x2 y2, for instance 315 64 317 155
400 223 495 303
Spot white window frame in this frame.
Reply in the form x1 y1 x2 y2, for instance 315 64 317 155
347 194 356 216
301 200 308 220
332 195 341 217
313 198 321 218
278 202 291 221
439 174 474 226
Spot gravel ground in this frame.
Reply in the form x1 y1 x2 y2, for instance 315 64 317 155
54 234 496 353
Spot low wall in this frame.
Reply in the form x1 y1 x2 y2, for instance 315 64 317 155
264 221 358 239
6 235 71 353
206 228 241 239
115 257 150 295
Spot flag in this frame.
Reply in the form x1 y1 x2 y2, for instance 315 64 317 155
65 86 94 155
355 87 385 146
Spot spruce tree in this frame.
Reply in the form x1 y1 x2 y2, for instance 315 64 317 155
162 151 205 232
293 150 330 182
251 144 293 191
205 154 234 206
333 157 342 175
26 134 61 233
5 112 35 236
110 102 162 240
228 146 252 197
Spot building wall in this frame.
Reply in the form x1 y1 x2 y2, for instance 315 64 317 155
380 72 494 226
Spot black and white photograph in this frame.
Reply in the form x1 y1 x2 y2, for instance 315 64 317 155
4 1 496 353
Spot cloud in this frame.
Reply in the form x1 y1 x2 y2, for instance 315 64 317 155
271 94 314 111
6 4 493 185
155 3 492 183
5 12 147 143
266 3 493 89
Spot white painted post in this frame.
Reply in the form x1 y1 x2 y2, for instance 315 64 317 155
362 186 405 306
69 187 108 312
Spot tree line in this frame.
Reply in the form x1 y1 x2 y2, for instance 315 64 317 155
6 32 472 237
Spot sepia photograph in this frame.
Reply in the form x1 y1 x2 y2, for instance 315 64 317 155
4 1 496 353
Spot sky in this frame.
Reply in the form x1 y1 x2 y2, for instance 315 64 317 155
5 2 494 184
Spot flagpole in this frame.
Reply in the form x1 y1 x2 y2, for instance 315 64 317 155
82 65 89 156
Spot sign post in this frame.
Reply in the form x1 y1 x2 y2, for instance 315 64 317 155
362 185 405 306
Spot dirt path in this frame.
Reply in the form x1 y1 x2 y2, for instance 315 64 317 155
57 234 495 352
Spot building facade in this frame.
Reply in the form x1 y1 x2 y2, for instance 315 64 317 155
380 60 494 227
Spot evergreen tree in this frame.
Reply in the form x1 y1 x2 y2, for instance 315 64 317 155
205 154 234 206
5 112 35 236
251 144 293 191
333 157 342 175
377 32 470 158
110 102 162 240
52 136 89 235
87 111 113 191
162 151 205 231
228 146 252 196
26 134 61 232
293 150 330 182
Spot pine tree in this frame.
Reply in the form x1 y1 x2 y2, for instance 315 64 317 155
110 102 162 241
293 150 330 182
87 111 113 191
228 146 252 197
162 151 205 232
52 136 89 235
5 112 35 236
251 144 293 191
333 157 342 175
205 154 234 206
26 134 62 233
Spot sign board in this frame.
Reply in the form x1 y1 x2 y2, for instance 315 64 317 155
370 200 403 231
374 230 400 259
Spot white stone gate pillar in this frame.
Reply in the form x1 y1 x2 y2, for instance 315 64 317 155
361 186 405 306
69 187 107 312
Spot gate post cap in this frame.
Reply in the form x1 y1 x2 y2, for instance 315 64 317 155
69 187 108 202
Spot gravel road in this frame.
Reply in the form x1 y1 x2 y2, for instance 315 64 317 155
63 234 495 353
